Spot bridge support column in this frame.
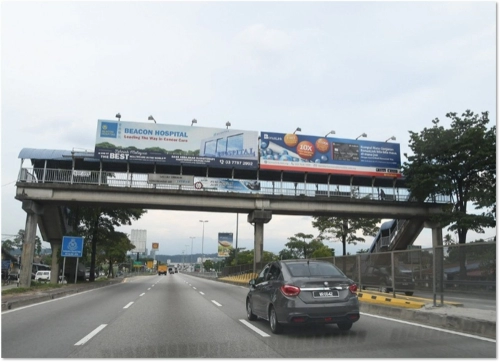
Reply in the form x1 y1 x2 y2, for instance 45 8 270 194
19 201 43 288
248 210 272 274
426 221 444 306
49 241 62 284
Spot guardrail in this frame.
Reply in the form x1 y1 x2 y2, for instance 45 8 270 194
18 167 451 203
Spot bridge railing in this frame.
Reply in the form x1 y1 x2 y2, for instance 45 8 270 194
18 167 450 203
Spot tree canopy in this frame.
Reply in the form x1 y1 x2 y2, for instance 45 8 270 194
312 216 380 256
402 110 496 244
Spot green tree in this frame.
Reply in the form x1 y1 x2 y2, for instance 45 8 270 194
68 207 146 281
402 110 496 278
203 259 214 272
312 217 380 256
97 231 135 277
11 229 42 256
1 239 15 252
279 233 331 259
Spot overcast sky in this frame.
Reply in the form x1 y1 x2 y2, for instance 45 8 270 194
1 1 496 258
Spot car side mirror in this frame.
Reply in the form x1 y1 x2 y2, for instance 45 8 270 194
249 279 256 286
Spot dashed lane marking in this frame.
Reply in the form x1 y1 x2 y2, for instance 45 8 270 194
123 302 134 309
239 320 270 337
75 324 107 346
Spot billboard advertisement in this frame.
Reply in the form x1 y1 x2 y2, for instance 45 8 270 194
95 120 258 170
259 132 402 178
130 229 147 253
218 232 233 257
194 177 261 193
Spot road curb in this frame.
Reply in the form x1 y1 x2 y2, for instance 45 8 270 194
360 303 496 339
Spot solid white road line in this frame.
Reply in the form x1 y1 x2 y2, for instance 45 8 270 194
123 302 134 309
75 324 107 346
211 300 222 307
239 320 270 337
361 312 496 342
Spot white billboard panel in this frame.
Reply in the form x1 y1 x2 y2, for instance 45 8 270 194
130 229 147 253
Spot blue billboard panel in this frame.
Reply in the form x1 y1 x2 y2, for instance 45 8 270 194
94 120 258 170
61 236 84 257
259 132 401 178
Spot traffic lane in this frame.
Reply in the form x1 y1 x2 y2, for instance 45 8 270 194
68 274 284 358
175 276 496 358
1 276 160 358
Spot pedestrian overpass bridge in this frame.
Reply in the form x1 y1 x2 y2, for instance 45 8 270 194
14 148 449 286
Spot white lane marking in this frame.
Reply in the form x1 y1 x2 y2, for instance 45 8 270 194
239 320 270 337
199 292 205 295
139 293 145 297
193 287 197 290
211 300 222 307
75 324 107 345
361 312 496 343
123 302 134 309
148 288 151 290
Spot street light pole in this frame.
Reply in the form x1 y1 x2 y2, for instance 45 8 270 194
189 237 195 271
199 220 208 273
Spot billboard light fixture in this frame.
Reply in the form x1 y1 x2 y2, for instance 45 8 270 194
325 130 335 137
356 133 367 140
116 113 121 121
148 115 156 123
385 136 396 142
191 119 197 126
293 127 301 134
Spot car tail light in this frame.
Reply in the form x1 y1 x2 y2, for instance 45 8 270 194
348 283 358 294
348 313 360 321
280 284 301 297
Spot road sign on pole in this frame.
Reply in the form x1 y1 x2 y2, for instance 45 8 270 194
61 236 84 257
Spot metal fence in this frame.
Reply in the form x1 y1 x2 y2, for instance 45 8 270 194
18 167 450 203
221 241 496 299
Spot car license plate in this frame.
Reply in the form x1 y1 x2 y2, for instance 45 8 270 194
313 290 339 298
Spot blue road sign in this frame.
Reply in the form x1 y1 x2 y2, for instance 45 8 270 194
61 236 84 257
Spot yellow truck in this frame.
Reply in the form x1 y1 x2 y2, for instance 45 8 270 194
158 264 168 275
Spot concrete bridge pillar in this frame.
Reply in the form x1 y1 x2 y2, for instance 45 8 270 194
248 210 272 273
19 201 43 288
49 241 62 284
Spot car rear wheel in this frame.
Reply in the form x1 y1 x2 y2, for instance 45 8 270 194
337 322 353 331
246 298 257 321
269 306 283 334
404 291 414 296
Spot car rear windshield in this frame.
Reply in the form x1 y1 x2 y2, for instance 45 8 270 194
286 262 345 277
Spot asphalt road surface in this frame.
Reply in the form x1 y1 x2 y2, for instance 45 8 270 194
1 274 496 358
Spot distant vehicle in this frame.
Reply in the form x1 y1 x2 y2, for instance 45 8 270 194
158 265 168 275
31 263 51 280
168 267 174 274
246 260 360 334
35 270 51 282
174 267 178 273
361 265 415 296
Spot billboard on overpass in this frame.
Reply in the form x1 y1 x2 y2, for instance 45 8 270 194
259 131 402 178
94 120 258 170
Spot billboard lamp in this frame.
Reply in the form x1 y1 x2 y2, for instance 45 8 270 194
116 113 121 121
385 136 396 142
356 133 367 140
191 119 197 126
325 130 335 137
148 115 156 123
293 127 301 134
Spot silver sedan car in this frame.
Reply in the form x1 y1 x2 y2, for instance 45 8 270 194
246 260 360 334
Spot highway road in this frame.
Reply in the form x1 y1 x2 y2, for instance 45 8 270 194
1 274 496 358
